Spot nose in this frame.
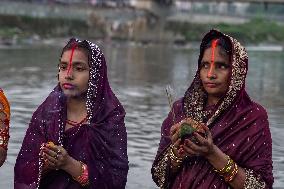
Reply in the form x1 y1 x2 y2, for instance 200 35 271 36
207 64 216 79
65 67 74 79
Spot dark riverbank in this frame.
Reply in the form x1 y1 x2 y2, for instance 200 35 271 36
1 13 284 47
166 17 284 44
1 0 284 46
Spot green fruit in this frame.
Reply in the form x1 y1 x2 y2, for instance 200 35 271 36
179 123 197 139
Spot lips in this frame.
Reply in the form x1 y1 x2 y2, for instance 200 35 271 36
62 83 75 90
204 82 218 88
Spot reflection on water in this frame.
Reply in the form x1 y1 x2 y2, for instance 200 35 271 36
0 44 283 188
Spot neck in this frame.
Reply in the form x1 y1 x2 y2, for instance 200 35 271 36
207 95 220 106
66 97 87 120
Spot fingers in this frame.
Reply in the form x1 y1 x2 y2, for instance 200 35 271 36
40 143 65 169
43 146 57 157
43 152 57 165
42 147 58 165
170 123 179 136
185 139 202 152
45 144 65 158
193 132 208 146
46 144 58 151
183 135 213 157
171 131 180 144
203 125 212 139
172 139 187 158
170 122 182 144
173 138 182 149
181 144 196 156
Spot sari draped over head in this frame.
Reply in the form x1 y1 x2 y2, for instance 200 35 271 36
0 88 10 151
151 30 273 189
14 39 128 189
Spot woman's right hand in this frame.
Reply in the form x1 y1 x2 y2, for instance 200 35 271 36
40 142 83 178
170 121 186 159
170 118 197 159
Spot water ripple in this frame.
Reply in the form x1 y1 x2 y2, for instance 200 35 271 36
0 46 283 189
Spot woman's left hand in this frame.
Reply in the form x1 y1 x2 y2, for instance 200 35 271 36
41 143 71 170
181 125 216 158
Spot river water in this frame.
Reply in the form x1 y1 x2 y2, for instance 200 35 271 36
0 43 283 188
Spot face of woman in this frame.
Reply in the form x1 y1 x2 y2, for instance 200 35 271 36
200 46 231 100
58 49 90 99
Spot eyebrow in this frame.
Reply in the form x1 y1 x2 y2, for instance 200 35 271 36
59 60 88 66
215 61 230 66
201 59 228 63
200 61 210 64
200 61 230 67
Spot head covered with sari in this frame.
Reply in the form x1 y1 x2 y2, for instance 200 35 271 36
15 38 128 189
152 30 273 189
0 89 10 151
0 89 10 168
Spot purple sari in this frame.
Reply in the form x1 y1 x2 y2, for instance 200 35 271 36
14 39 128 189
152 30 273 189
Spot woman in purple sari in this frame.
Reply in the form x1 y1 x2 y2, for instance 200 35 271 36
14 38 128 189
151 30 273 189
0 89 10 167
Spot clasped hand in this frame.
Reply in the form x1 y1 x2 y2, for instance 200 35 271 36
169 118 215 159
40 142 70 170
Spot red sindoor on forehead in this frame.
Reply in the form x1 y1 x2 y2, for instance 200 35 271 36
209 39 219 76
67 43 78 75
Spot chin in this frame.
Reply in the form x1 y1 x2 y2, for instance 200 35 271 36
62 90 76 97
206 90 223 97
205 88 218 94
65 91 87 99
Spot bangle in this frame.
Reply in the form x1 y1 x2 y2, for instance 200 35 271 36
73 161 89 186
224 162 239 182
214 155 234 175
169 145 183 164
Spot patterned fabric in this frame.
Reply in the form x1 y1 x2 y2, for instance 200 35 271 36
0 89 10 151
244 168 266 189
152 146 171 189
152 30 273 189
14 39 128 189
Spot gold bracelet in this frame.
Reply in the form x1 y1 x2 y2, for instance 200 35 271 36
224 163 239 182
214 155 234 175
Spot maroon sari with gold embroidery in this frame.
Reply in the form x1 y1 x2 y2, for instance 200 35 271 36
151 30 273 189
14 39 128 189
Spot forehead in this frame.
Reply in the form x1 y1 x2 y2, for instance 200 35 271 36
202 46 229 61
61 49 88 62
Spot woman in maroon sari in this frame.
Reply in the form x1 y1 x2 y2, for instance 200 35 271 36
14 38 128 189
0 89 10 167
151 30 273 189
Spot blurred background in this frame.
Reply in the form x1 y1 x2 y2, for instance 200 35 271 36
0 0 283 188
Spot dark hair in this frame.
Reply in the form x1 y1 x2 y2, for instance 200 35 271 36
61 39 91 63
201 36 232 58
